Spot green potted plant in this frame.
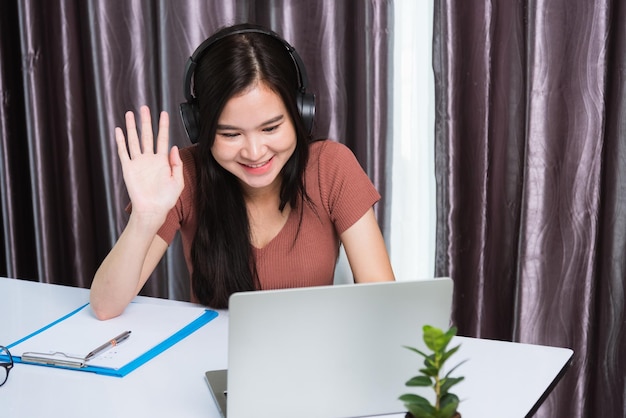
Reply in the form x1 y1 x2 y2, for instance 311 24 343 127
399 325 465 418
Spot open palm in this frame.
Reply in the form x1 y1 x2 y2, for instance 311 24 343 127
115 106 184 220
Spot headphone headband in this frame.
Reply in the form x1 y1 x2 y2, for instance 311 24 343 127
180 24 315 143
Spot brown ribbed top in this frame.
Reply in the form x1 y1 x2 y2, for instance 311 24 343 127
157 140 380 295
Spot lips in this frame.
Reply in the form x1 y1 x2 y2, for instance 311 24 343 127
243 160 270 168
240 156 274 174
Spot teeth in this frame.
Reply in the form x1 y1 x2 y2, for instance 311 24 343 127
246 161 267 168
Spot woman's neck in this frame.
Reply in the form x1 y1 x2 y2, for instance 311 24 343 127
241 177 283 208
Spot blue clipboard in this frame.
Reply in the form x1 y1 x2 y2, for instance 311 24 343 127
7 303 218 377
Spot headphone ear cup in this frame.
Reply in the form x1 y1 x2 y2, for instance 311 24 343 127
297 92 316 134
179 100 201 144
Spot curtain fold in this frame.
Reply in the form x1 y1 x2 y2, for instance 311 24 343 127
434 0 626 416
0 0 391 301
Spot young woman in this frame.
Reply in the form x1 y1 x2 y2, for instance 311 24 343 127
90 24 394 320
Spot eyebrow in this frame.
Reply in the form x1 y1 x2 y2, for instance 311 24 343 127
216 115 284 131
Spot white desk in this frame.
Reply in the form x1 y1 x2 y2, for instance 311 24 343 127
0 277 572 418
0 277 229 417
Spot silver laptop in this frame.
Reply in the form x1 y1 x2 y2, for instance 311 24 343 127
206 278 454 418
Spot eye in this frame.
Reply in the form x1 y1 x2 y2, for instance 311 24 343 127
263 124 279 133
217 131 240 138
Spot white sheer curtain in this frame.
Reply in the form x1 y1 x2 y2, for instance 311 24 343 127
389 0 436 280
334 0 435 284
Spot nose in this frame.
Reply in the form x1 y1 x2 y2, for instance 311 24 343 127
241 134 266 161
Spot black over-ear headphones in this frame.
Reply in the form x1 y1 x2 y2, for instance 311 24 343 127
179 24 316 143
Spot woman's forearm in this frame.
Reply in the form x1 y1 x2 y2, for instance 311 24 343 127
89 213 168 320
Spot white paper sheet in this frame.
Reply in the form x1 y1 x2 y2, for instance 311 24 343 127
11 302 209 370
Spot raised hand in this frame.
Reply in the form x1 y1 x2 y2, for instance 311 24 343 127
115 106 184 225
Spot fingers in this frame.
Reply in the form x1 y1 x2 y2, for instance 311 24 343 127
139 106 154 155
124 110 141 158
155 111 170 155
116 106 171 159
169 146 185 188
115 127 130 163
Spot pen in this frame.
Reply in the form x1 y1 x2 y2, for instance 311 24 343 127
85 330 131 361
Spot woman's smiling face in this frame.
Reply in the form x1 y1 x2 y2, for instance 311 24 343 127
211 80 297 195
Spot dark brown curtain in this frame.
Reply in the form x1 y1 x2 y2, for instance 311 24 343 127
434 0 626 417
0 0 391 300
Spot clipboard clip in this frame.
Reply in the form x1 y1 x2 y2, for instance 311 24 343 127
21 351 86 368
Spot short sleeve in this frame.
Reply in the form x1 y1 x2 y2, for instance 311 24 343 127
156 146 198 244
315 141 381 234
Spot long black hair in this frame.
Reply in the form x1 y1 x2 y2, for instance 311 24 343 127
190 25 312 308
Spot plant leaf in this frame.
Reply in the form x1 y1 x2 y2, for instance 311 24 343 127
439 393 460 410
406 375 432 387
419 367 437 377
438 401 460 418
398 393 430 405
422 325 445 351
440 376 464 394
400 394 437 418
423 354 437 369
444 359 468 378
445 326 458 339
404 345 429 359
408 406 438 418
399 393 432 407
440 344 461 364
400 393 425 402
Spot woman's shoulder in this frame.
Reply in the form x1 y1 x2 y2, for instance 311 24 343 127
308 139 362 172
179 144 198 164
178 144 199 177
309 139 354 164
309 138 350 152
176 144 199 201
305 139 379 233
